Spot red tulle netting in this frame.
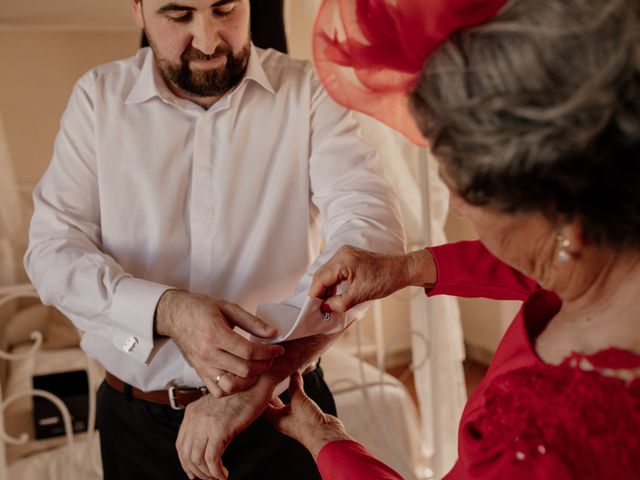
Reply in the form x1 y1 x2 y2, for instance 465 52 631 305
312 0 507 146
467 348 640 479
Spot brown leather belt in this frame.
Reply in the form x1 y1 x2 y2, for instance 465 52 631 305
105 372 208 410
104 361 320 411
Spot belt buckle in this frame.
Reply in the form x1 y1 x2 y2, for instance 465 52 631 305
168 386 184 410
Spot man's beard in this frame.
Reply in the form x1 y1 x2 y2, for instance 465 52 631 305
152 39 251 98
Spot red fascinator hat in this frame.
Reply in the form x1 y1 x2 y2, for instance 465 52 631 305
312 0 508 146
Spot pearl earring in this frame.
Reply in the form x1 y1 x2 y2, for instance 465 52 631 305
557 236 571 263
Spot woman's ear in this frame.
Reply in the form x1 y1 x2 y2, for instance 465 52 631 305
560 219 586 255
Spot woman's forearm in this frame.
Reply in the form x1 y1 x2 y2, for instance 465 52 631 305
404 248 437 288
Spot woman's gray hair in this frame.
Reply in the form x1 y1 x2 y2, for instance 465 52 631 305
411 0 640 248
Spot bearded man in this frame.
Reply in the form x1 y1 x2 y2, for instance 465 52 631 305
24 1 405 479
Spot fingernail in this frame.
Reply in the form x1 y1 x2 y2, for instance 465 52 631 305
223 467 229 479
320 303 332 314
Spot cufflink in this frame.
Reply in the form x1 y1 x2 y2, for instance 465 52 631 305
123 336 139 353
320 303 332 323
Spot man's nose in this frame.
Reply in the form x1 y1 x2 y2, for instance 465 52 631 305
191 17 220 55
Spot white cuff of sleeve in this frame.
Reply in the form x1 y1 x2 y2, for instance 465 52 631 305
110 277 173 365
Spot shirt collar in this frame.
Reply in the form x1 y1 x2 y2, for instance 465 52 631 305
242 45 276 95
125 48 166 105
125 44 275 106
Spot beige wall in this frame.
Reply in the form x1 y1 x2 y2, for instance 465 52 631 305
0 30 140 268
0 31 140 187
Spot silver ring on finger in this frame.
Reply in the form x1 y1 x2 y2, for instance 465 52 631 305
214 370 228 385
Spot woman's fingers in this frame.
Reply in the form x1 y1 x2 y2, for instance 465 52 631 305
309 264 343 300
263 402 290 429
311 245 397 312
321 292 356 314
288 371 305 397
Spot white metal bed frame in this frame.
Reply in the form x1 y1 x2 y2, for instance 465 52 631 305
0 283 102 480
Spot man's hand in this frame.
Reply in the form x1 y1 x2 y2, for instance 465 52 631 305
309 245 437 313
176 377 275 480
264 372 350 458
175 332 342 478
155 290 284 397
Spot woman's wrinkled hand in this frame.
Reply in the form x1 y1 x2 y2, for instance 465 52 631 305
309 245 411 313
264 372 351 458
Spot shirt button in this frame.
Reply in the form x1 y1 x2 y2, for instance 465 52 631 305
123 336 139 353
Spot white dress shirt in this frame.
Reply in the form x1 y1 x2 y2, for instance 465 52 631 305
24 46 405 391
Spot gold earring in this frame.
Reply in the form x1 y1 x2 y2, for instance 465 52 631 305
557 236 571 263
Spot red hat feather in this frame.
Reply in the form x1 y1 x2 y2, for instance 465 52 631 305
313 0 508 146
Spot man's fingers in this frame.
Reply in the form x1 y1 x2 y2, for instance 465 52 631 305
176 431 194 480
188 440 211 480
221 303 279 339
203 378 227 399
205 372 259 398
204 441 228 480
217 373 258 395
214 351 274 378
179 432 209 480
221 330 285 361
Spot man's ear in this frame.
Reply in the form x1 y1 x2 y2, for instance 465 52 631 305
130 0 145 29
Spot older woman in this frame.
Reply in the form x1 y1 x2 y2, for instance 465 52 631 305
265 0 640 478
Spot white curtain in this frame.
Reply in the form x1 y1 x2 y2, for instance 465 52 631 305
410 149 466 478
284 2 467 477
0 112 22 286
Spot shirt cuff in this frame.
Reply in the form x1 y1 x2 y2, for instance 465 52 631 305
110 277 173 365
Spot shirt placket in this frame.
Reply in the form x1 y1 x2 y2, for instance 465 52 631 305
189 112 215 294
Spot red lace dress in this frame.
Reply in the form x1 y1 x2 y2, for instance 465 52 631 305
316 240 640 479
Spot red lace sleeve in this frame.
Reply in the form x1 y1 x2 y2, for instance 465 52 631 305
458 360 640 479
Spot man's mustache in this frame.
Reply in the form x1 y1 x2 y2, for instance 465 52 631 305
181 44 233 63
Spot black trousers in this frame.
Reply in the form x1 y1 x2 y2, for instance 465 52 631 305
97 367 336 480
